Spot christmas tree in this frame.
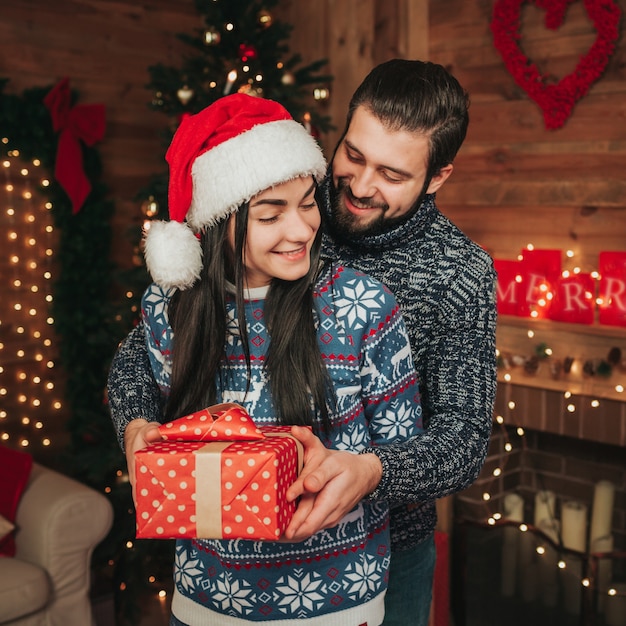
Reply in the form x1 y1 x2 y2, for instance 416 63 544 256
126 0 334 298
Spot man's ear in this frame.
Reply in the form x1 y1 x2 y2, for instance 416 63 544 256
426 164 454 195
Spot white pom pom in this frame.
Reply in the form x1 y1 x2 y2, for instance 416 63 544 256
143 221 202 290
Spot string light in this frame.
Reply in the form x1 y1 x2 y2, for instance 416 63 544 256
483 354 626 610
0 145 63 448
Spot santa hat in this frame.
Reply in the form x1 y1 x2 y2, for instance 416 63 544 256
143 93 327 290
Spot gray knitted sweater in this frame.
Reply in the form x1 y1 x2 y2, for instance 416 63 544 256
319 181 497 550
107 180 497 552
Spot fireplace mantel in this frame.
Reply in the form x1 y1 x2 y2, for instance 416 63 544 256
495 316 626 447
497 316 626 402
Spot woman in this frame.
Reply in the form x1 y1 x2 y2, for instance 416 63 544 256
114 93 422 626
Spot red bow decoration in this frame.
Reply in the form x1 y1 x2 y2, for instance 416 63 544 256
491 0 621 129
43 78 106 213
159 403 265 442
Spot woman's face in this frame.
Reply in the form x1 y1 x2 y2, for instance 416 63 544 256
229 176 320 289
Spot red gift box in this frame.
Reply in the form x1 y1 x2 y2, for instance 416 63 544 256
135 403 303 540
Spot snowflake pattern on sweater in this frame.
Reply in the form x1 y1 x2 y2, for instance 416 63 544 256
141 263 422 625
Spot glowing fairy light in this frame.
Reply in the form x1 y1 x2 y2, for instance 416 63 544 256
1 147 61 449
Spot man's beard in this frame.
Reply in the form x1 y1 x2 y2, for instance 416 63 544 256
328 178 427 240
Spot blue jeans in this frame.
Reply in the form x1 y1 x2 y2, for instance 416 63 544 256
383 533 436 626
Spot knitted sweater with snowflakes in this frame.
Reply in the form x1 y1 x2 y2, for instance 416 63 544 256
140 264 422 626
320 180 498 550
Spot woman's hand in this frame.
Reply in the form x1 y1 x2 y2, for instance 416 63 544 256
124 419 164 503
284 425 382 541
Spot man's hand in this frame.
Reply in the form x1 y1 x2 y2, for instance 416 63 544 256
284 425 383 541
124 419 163 503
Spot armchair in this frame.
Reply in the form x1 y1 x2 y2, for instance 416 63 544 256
0 462 114 625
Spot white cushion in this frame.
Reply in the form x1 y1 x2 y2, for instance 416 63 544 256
0 557 51 622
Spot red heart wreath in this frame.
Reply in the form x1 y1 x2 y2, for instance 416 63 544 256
491 0 621 129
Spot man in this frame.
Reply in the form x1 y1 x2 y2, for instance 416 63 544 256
108 59 497 626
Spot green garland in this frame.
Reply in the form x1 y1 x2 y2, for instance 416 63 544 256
0 78 169 624
0 77 124 482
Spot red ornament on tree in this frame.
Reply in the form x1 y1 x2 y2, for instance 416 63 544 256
238 43 258 62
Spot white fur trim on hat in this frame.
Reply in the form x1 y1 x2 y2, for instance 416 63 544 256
143 220 202 290
187 119 326 231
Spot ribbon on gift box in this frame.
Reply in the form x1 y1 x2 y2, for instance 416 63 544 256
159 402 265 442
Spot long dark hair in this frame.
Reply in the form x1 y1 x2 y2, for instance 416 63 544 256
164 192 333 435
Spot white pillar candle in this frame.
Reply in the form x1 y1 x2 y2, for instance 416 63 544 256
538 518 560 544
562 500 588 552
589 480 615 546
591 535 614 613
503 493 524 523
605 582 626 626
534 490 556 527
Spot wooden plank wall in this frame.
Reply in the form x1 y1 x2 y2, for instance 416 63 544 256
276 0 430 154
0 0 200 269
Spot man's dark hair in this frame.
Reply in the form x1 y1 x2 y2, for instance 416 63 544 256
345 59 470 180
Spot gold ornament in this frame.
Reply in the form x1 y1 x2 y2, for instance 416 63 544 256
176 85 194 105
141 196 159 218
313 86 330 101
237 84 264 98
258 10 273 28
203 27 221 45
281 71 295 86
